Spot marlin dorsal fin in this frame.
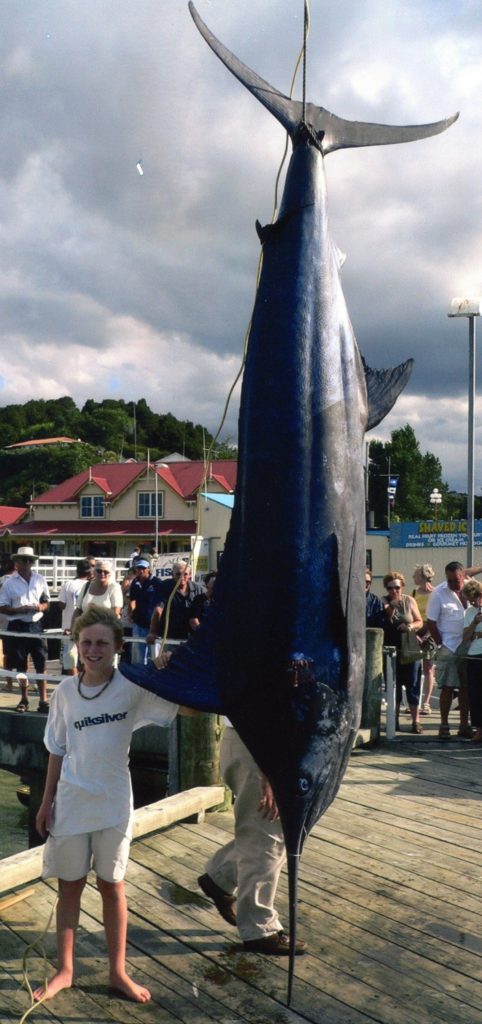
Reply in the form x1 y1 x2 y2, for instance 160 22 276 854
189 3 458 155
363 357 414 432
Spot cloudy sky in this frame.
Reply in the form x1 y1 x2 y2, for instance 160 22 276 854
0 0 481 491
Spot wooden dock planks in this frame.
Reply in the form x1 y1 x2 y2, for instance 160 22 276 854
1 735 482 1023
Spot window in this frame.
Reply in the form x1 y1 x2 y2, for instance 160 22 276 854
80 495 105 518
137 491 164 519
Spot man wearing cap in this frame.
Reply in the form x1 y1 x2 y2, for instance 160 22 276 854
0 547 50 713
146 560 205 644
57 558 96 674
128 558 163 664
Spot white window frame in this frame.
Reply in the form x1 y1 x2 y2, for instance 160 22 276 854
80 495 106 518
137 491 164 519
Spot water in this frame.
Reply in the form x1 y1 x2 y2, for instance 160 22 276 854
0 769 29 858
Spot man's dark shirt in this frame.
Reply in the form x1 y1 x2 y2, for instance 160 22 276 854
154 578 205 639
129 574 163 628
366 591 386 629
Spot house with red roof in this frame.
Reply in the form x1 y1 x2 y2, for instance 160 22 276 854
6 460 237 568
0 505 27 534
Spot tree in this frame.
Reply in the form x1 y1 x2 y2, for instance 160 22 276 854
0 443 99 506
80 401 133 455
368 425 447 526
0 396 222 505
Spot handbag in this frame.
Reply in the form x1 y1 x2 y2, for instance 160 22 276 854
399 629 423 664
420 635 437 660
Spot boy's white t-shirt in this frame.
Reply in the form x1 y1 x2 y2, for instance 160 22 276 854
44 670 178 836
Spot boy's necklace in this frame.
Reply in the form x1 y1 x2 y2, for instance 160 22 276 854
77 669 115 700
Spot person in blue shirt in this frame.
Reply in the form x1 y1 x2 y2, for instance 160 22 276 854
147 560 205 643
365 568 386 628
128 559 162 664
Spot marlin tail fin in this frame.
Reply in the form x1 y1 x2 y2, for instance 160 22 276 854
189 3 458 154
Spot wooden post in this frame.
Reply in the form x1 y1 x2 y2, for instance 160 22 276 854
178 713 223 790
361 628 384 740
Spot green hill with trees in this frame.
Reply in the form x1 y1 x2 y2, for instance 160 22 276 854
0 399 468 521
0 396 234 507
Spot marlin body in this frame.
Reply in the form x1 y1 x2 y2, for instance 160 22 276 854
121 3 457 999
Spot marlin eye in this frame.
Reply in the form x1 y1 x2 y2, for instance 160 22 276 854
297 777 310 794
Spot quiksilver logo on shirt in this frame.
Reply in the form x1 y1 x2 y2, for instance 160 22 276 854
74 712 128 731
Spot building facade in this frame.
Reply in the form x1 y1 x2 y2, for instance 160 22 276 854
0 460 236 571
2 467 480 588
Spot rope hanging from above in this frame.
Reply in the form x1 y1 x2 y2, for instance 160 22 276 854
302 0 310 126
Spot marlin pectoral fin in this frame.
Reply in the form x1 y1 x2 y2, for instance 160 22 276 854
119 632 223 713
363 356 414 431
189 4 458 156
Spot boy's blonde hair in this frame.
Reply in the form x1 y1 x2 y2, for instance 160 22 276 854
73 604 123 648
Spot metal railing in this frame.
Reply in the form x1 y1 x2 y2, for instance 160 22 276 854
29 556 131 588
1 555 202 591
0 627 181 689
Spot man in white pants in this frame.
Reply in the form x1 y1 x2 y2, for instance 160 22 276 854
198 723 307 955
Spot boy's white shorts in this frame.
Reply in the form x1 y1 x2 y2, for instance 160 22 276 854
42 822 131 883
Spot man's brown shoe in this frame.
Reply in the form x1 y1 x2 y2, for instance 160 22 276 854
198 874 237 926
243 931 307 955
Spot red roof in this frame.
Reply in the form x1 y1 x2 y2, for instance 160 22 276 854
32 460 238 505
90 476 113 495
11 520 197 538
32 463 148 505
0 505 27 528
155 460 237 500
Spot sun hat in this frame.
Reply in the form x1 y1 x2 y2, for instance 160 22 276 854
15 546 36 559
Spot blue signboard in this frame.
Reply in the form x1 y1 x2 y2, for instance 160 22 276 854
391 520 482 549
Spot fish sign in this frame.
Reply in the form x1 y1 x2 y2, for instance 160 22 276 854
121 3 457 1001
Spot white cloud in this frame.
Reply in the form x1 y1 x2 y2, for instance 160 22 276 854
0 313 242 438
368 391 482 492
0 0 481 491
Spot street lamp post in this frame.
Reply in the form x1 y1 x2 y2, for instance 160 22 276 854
448 298 482 567
154 463 169 557
430 487 442 518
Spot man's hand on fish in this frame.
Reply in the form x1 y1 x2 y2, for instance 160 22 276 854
258 776 279 821
154 650 172 670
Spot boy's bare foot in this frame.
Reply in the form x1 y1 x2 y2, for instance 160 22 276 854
33 968 73 1002
109 972 151 1003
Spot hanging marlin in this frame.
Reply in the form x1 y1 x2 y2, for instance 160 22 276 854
121 2 457 1002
